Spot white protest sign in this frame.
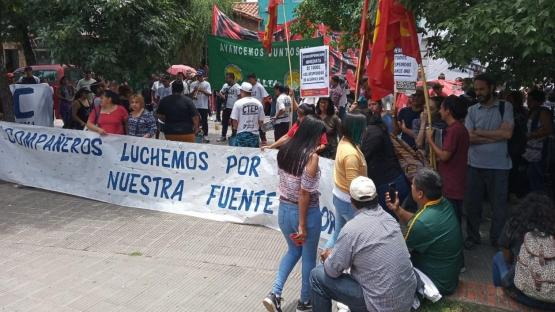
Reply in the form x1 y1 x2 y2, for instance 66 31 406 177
9 84 54 127
300 46 330 97
0 122 338 240
394 48 418 94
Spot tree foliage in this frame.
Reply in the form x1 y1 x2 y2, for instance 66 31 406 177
176 0 235 66
0 0 234 120
0 0 235 87
30 0 189 85
295 0 555 84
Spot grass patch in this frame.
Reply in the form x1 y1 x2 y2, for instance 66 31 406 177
418 299 503 312
128 251 143 257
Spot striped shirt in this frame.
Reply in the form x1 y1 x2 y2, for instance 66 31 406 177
278 168 320 207
324 206 417 312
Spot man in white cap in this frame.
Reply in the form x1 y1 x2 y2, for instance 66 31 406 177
310 176 417 312
230 82 265 147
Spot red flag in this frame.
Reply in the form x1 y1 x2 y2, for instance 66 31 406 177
263 0 283 52
367 0 421 101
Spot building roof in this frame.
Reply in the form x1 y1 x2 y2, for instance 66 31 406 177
232 2 261 21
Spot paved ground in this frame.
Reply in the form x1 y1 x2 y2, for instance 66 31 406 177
0 181 304 312
0 118 536 312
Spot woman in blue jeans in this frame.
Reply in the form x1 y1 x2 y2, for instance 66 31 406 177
323 113 368 251
263 116 326 312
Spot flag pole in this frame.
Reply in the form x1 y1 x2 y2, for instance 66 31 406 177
282 3 294 89
354 34 367 102
419 64 436 169
354 0 371 105
281 2 295 128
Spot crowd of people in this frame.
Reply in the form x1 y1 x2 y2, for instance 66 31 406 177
262 73 555 312
8 67 555 311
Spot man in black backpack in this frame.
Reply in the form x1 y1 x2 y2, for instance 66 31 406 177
464 74 514 249
522 89 553 192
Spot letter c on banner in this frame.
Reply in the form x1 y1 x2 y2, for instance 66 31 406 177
13 88 35 119
321 207 335 235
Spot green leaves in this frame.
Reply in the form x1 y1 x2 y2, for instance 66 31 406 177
0 0 202 87
295 0 555 84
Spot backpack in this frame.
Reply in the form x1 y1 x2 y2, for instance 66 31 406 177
390 133 429 181
514 231 555 303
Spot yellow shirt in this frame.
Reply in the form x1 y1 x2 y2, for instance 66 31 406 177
334 138 368 194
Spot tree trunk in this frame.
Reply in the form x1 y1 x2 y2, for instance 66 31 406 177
17 23 37 66
0 43 15 122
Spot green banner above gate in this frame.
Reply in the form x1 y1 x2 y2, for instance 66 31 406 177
207 35 324 93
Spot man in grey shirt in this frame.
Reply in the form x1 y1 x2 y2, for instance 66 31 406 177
464 73 514 249
310 176 417 312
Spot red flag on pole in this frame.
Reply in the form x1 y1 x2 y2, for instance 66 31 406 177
367 0 421 101
263 0 283 52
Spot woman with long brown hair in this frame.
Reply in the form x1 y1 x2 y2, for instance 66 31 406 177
263 116 326 312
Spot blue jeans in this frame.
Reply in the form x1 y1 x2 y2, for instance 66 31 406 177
464 166 509 244
310 264 368 312
492 251 510 287
324 195 354 249
272 201 322 302
492 252 555 310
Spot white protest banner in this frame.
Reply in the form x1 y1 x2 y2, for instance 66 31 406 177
9 84 54 127
394 48 418 94
300 46 330 97
0 122 338 239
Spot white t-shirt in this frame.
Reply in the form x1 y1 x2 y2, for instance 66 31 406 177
231 97 265 134
170 80 192 95
191 80 212 109
220 83 241 109
76 78 97 91
151 80 161 92
183 80 194 95
156 85 172 100
251 82 269 102
339 85 350 107
274 94 291 124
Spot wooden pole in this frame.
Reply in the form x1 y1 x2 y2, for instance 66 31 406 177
281 3 294 128
419 64 436 169
354 33 368 102
282 4 294 89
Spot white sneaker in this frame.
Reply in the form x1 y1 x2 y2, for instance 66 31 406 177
337 302 350 312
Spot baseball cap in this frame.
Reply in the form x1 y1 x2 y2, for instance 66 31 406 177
24 66 33 71
239 82 253 93
195 69 205 76
350 176 377 202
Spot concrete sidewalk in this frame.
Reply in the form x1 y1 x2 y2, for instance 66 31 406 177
0 178 534 312
0 181 302 312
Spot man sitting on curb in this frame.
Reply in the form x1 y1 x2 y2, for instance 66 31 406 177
386 168 463 295
311 176 417 312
